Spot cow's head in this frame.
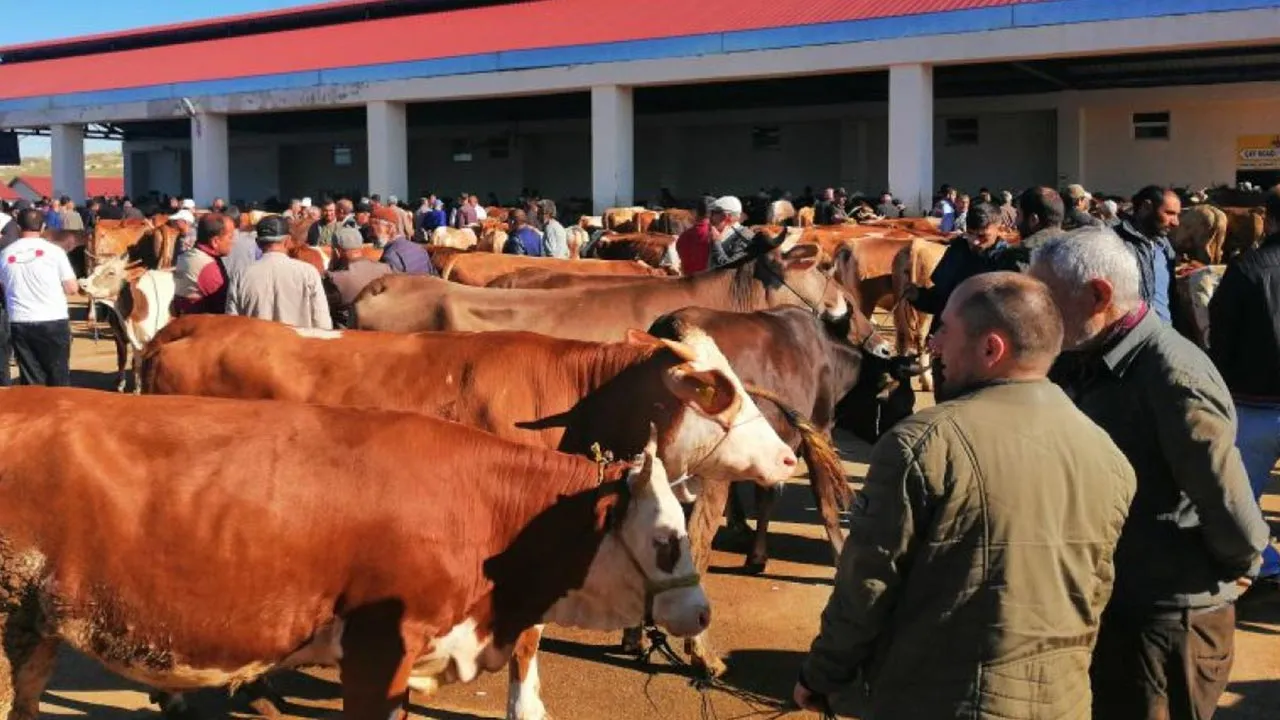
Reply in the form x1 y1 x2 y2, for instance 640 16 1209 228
752 241 849 322
556 429 710 636
627 327 797 498
79 256 134 301
835 352 923 443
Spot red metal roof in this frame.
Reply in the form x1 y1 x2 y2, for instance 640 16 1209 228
0 0 1041 101
9 176 125 199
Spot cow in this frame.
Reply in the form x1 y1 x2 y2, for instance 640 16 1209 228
141 314 796 718
1222 206 1267 260
765 200 797 226
890 238 948 389
443 254 671 287
589 232 678 268
1173 263 1226 349
640 305 920 676
0 387 707 720
352 243 848 341
430 226 479 250
486 267 677 290
651 209 695 236
77 255 176 392
1172 205 1228 264
601 206 650 233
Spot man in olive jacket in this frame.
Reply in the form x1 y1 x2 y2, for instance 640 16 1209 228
795 272 1137 719
1032 228 1268 720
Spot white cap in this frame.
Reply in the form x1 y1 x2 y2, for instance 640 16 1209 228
710 196 743 215
169 209 195 224
301 197 312 207
180 198 196 210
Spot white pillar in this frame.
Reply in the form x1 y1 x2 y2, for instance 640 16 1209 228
888 64 934 216
50 124 86 201
1057 94 1086 188
190 112 229 206
591 85 634 214
367 100 408 200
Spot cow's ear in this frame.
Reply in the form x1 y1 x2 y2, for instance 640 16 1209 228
781 243 820 271
625 329 660 346
594 490 623 532
663 365 736 416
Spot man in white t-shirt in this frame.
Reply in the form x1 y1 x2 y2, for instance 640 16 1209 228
0 209 79 385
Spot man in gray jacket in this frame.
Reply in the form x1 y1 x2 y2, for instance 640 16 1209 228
1031 228 1268 720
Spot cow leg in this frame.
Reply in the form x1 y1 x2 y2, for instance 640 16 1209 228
149 691 201 720
104 312 128 392
683 480 731 678
0 628 58 720
506 626 547 720
724 483 753 540
338 609 418 720
744 485 780 575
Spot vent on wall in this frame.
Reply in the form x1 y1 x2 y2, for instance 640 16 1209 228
751 126 781 151
333 143 353 167
944 117 979 146
1133 111 1170 140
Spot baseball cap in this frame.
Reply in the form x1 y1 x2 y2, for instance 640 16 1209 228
710 196 743 215
1065 184 1092 201
169 209 195 225
301 197 312 208
335 227 364 250
255 215 291 242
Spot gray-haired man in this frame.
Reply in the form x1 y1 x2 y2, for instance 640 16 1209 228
1030 227 1268 720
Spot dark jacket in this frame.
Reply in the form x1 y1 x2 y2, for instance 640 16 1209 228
1114 220 1176 325
801 381 1135 719
1063 206 1102 231
380 238 437 276
1208 232 1280 402
910 237 1024 320
1057 310 1269 612
503 226 544 257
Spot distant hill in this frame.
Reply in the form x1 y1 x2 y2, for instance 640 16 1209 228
0 153 123 182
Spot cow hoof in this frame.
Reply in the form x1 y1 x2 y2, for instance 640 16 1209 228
621 627 646 656
743 557 767 575
691 651 728 679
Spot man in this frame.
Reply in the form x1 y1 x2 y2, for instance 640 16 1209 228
998 190 1018 229
219 206 262 288
414 196 435 240
173 213 235 316
287 198 303 221
0 201 12 239
353 201 373 229
42 198 63 232
932 185 958 233
503 209 544 256
1115 185 1179 324
169 208 197 260
335 198 358 230
795 272 1137 718
707 196 756 269
122 198 145 221
325 226 392 328
0 208 79 386
1207 184 1280 587
1030 229 1268 720
875 192 901 219
227 216 332 330
370 195 409 239
211 197 227 214
1062 184 1102 231
58 196 85 233
471 195 488 221
674 196 715 275
1016 186 1066 251
538 200 570 259
369 219 436 275
952 193 971 235
308 199 342 247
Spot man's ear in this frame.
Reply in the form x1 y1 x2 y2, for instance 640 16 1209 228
1087 278 1114 314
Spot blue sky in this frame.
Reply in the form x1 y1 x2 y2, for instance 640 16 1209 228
7 1 320 158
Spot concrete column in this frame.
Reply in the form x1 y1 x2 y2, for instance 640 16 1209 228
50 124 86 200
591 85 634 213
1056 93 1086 188
887 64 934 216
367 100 408 200
190 113 229 206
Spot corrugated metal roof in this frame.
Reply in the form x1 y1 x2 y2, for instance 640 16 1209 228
8 177 124 199
0 0 1044 101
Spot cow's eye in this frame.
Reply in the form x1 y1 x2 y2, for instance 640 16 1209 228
653 534 681 574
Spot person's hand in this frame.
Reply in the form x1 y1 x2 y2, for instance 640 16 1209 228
792 681 827 712
1236 576 1254 590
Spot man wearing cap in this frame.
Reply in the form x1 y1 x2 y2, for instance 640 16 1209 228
227 216 332 330
1063 184 1103 231
173 213 235 316
325 227 392 328
707 196 756 269
169 208 198 263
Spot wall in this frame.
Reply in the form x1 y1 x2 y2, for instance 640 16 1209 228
934 110 1057 194
1082 96 1280 196
230 144 281 204
279 139 367 201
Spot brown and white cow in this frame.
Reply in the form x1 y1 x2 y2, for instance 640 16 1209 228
0 387 706 720
142 315 794 718
78 255 176 392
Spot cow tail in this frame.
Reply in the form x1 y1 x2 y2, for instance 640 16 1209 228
743 385 852 513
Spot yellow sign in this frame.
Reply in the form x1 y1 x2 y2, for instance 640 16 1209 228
1237 134 1280 170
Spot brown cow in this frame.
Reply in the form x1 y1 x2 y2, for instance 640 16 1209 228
651 208 694 235
1173 205 1229 264
0 387 706 720
891 238 947 389
1222 206 1266 260
353 243 848 341
486 267 677 290
590 231 678 268
444 254 670 286
142 314 796 716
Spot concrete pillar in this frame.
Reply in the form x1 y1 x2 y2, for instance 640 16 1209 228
1057 93 1086 188
191 113 229 206
367 100 408 200
50 124 86 201
591 85 634 214
887 64 934 216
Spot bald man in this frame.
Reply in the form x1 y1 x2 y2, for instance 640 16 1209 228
796 272 1136 719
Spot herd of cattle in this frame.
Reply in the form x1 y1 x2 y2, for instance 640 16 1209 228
0 192 1262 720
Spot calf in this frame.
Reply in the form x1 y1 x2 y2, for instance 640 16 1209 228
78 255 176 392
0 388 705 720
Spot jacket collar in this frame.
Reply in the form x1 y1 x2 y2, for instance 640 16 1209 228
1099 306 1158 377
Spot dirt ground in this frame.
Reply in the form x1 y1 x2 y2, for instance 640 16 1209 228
32 304 1280 719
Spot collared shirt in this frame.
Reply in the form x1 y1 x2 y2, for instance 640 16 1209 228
173 243 228 316
380 238 437 275
221 231 262 286
676 219 713 274
226 251 332 330
1058 310 1269 611
1115 219 1175 324
542 219 570 259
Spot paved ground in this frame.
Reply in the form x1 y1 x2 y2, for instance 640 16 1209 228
31 303 1280 719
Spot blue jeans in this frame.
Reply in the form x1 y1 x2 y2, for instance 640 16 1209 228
1236 403 1280 578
